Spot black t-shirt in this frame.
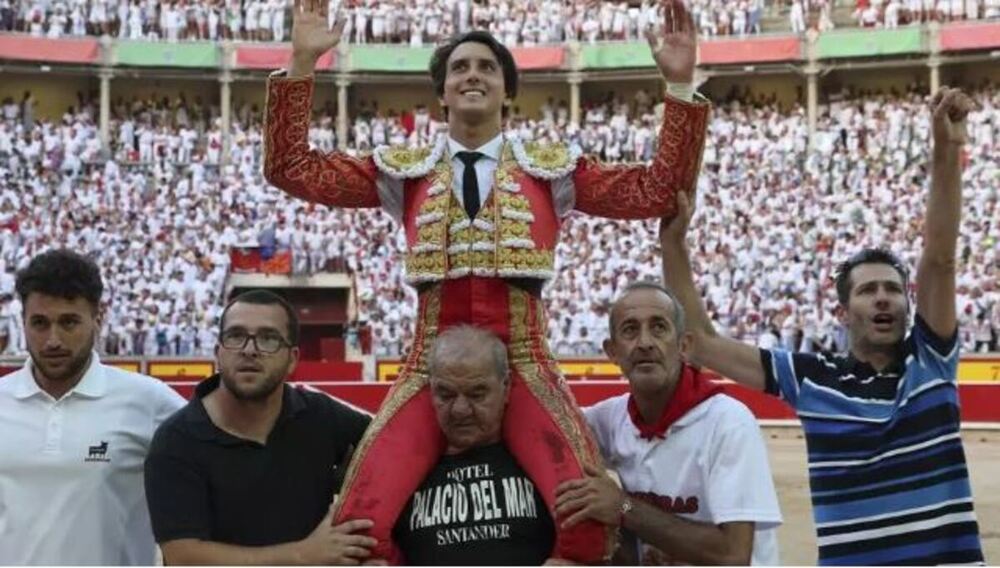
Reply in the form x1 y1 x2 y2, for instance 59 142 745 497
144 375 371 546
393 443 555 566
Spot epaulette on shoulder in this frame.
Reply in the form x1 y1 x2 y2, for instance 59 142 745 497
373 135 447 179
511 138 581 180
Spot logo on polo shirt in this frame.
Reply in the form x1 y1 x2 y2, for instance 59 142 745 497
84 441 111 463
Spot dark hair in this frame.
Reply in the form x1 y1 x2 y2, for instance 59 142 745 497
609 281 687 338
835 248 909 306
15 249 103 312
220 290 299 345
429 30 519 119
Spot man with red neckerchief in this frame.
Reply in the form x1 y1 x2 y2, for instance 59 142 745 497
556 282 782 565
263 0 710 563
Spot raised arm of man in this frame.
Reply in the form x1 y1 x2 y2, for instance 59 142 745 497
571 0 711 221
916 87 974 340
263 1 382 210
659 191 768 390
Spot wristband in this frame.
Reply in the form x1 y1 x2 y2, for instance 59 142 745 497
618 497 634 527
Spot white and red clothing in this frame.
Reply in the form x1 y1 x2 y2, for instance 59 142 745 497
264 73 710 564
584 366 783 565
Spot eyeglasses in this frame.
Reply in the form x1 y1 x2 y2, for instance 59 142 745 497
220 330 291 354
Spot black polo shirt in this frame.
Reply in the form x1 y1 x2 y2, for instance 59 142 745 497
144 375 371 546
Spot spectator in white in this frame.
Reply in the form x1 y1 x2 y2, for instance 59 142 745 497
0 82 995 359
555 282 782 565
789 0 805 32
0 249 185 564
886 0 901 26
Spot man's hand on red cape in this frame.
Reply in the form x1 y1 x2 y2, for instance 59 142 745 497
554 463 626 529
646 0 697 84
296 502 377 565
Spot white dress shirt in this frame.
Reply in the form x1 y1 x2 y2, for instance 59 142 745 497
373 83 696 223
375 132 576 222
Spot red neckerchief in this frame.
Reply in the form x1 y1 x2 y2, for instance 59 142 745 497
627 364 724 440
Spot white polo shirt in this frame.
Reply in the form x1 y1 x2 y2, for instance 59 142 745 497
0 352 185 565
584 394 783 565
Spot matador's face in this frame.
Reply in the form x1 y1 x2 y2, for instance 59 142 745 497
439 42 509 124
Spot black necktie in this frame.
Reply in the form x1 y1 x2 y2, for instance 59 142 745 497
455 151 484 220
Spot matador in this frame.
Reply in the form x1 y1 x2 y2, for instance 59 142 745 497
264 2 709 562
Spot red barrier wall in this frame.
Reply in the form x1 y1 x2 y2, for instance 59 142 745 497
0 35 100 63
699 35 802 65
235 44 337 70
162 380 996 422
510 46 565 69
939 22 1000 51
3 361 997 421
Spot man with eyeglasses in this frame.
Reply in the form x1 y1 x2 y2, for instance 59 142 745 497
144 290 375 565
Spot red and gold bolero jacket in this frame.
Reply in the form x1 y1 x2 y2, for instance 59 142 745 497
379 135 564 283
263 74 711 281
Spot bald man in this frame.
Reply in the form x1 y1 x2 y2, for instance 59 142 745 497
388 325 560 565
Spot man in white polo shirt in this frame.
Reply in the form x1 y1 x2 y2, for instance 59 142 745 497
555 282 782 565
0 249 185 565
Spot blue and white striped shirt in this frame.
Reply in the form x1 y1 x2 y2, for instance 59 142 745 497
761 315 984 565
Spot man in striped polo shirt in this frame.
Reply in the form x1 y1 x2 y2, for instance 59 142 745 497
660 87 984 565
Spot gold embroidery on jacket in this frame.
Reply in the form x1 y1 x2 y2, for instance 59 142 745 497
332 290 441 518
404 140 556 283
523 141 573 171
507 291 616 558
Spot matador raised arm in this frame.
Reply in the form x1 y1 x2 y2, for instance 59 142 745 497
263 0 709 562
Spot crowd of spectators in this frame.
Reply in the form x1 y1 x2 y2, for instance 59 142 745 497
542 84 999 356
850 0 999 28
0 81 997 360
0 0 916 43
4 0 1000 44
0 0 288 41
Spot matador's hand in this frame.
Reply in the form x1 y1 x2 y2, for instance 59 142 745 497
290 0 346 75
645 0 697 84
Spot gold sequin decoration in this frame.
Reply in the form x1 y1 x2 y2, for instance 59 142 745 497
332 290 441 517
524 141 573 172
507 291 617 558
381 145 434 171
499 222 531 241
405 163 453 281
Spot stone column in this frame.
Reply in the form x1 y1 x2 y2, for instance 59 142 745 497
220 71 233 164
804 30 820 151
928 55 942 94
99 68 112 154
336 75 350 150
806 65 818 150
928 21 942 93
568 73 582 126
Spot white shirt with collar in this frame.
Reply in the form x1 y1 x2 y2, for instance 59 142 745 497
0 352 185 565
583 393 782 565
375 131 577 223
373 84 696 224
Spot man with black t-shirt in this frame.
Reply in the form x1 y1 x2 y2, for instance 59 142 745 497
144 290 375 565
391 325 557 565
